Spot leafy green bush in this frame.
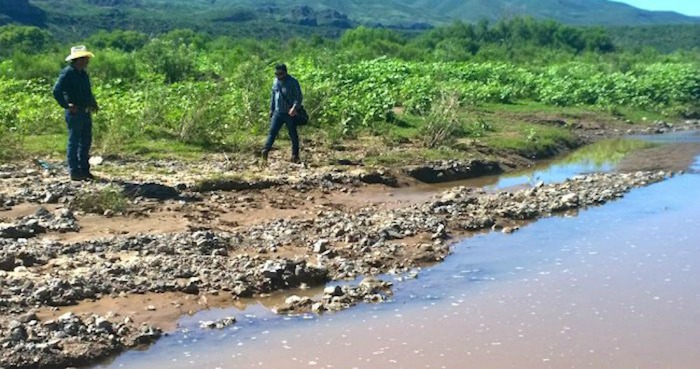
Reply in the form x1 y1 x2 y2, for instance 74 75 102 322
89 49 138 81
2 52 63 80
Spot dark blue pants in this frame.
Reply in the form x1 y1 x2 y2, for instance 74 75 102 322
65 111 92 176
264 112 299 157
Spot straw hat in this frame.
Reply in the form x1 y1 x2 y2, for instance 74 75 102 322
65 45 94 62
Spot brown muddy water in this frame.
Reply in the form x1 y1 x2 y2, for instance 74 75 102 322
93 133 700 369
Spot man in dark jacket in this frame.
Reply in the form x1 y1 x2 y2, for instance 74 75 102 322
262 64 303 164
52 45 99 181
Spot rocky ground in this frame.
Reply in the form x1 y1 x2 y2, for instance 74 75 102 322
0 120 698 369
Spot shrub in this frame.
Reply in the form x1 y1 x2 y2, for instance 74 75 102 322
420 92 462 148
71 186 129 214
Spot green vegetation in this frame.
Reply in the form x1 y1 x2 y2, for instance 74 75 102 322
71 186 129 214
561 139 658 167
609 24 700 53
482 122 577 157
0 18 698 164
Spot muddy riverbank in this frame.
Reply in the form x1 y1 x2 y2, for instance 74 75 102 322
119 164 700 369
1 129 699 368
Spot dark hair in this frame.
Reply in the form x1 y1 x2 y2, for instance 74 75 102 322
274 64 288 73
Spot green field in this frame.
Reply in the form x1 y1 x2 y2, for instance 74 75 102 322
1 18 698 164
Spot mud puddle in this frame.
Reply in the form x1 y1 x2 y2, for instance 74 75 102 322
90 134 700 369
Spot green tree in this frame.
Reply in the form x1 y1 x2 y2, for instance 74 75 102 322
0 25 54 57
138 39 198 83
86 30 148 52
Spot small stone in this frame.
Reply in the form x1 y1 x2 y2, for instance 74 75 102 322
440 192 459 203
183 280 200 295
43 192 60 204
312 302 325 313
14 265 29 274
0 255 15 271
146 305 156 311
360 277 385 292
135 325 162 344
324 285 343 297
431 223 447 240
284 295 302 305
313 239 329 253
95 317 113 333
57 312 75 322
232 284 253 298
117 326 130 336
200 316 238 329
19 312 39 323
561 193 579 205
9 325 28 342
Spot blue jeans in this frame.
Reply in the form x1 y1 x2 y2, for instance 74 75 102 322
65 111 92 176
264 112 299 157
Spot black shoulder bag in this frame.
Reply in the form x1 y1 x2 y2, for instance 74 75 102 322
276 82 309 126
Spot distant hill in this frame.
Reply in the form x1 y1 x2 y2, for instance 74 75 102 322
1 0 698 40
400 0 699 25
0 0 47 27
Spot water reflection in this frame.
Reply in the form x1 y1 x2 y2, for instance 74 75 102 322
557 138 656 168
630 129 700 144
415 138 659 193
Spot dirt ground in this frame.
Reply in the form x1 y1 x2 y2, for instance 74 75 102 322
1 120 699 369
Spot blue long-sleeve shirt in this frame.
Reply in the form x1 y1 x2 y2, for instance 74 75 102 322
52 65 97 110
270 75 303 114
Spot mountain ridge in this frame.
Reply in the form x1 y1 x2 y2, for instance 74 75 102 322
1 0 698 40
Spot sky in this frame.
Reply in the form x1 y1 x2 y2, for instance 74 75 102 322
613 0 700 16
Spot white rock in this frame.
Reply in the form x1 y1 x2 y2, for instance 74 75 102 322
284 295 302 305
89 156 104 166
312 302 324 313
313 239 329 253
561 193 579 204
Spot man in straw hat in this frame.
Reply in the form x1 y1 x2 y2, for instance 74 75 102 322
52 45 99 181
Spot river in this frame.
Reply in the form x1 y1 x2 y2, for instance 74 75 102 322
93 133 700 369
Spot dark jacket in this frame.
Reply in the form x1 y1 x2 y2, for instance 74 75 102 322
52 65 97 110
270 75 303 114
